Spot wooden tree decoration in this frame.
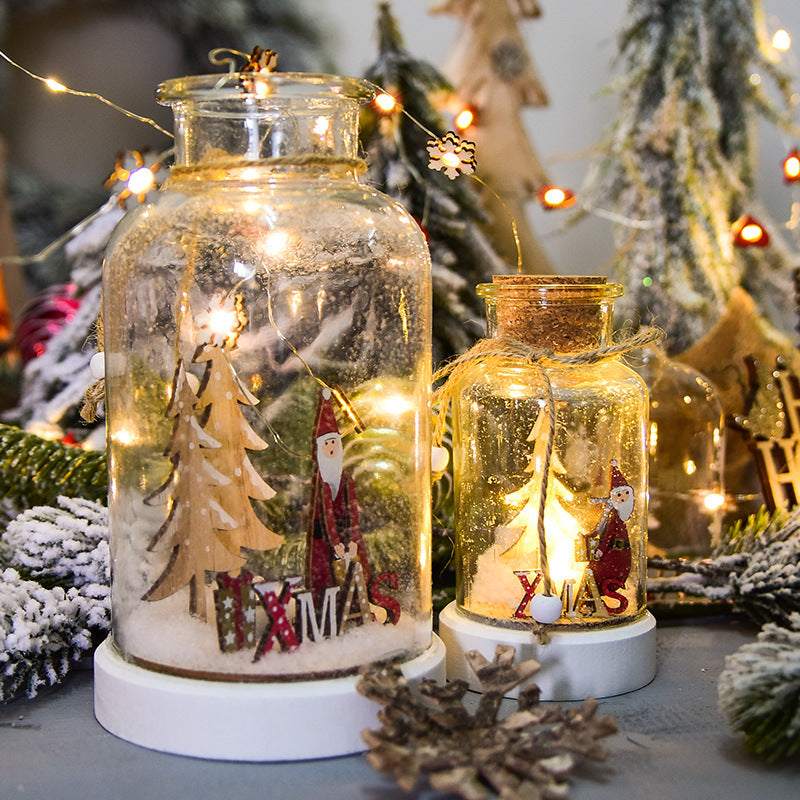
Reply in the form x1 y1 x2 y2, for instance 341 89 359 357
194 335 283 554
493 410 548 552
431 0 553 273
747 365 800 512
143 360 241 622
468 410 583 620
581 0 798 355
362 3 509 366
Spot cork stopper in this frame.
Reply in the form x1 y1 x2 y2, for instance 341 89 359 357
478 275 621 352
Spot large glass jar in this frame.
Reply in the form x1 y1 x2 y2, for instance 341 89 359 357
102 72 433 681
451 276 649 629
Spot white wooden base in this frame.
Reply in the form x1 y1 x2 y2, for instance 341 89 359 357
438 602 656 701
94 635 446 761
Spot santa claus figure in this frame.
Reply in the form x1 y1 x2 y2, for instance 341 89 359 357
585 460 634 612
305 387 371 603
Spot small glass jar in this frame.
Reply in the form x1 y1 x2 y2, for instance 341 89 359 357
102 72 433 681
634 348 725 556
451 276 649 629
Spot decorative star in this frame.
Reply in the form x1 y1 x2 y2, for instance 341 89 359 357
427 131 477 180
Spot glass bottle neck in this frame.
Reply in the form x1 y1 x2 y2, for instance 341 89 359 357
158 74 371 171
479 276 621 353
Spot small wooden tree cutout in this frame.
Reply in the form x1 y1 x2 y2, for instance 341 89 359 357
194 340 283 553
143 359 241 622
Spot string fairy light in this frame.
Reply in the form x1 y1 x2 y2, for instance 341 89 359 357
732 213 770 247
374 91 399 114
0 48 173 139
0 197 118 267
772 28 792 53
1 147 171 267
537 185 576 210
453 106 477 131
783 148 800 182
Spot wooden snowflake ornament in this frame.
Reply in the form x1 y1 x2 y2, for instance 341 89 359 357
427 131 477 179
358 644 617 800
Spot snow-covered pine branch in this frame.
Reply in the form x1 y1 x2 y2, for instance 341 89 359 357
718 613 800 761
1 496 109 589
648 506 800 626
0 567 108 702
0 497 110 702
731 537 800 628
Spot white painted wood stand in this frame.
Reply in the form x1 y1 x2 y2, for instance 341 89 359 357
94 634 446 761
438 602 656 701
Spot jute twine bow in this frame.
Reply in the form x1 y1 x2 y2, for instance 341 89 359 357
432 326 663 597
80 314 104 423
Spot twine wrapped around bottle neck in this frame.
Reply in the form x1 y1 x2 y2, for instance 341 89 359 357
168 153 368 181
432 325 662 603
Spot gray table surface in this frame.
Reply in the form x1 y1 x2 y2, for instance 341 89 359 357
2 619 799 800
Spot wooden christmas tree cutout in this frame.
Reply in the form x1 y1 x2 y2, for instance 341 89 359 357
143 359 242 622
194 340 283 552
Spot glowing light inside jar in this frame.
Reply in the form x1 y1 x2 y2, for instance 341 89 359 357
500 479 585 588
205 308 241 341
232 260 255 279
289 290 303 316
261 230 291 258
704 492 725 512
370 391 414 420
113 427 138 446
312 116 330 135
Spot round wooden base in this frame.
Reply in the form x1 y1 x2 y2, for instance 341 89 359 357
94 634 446 761
438 602 656 701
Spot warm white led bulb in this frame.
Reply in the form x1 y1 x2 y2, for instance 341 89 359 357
127 167 155 195
772 29 792 51
45 77 67 93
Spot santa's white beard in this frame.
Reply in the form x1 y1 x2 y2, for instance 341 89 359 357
317 444 343 498
612 490 635 522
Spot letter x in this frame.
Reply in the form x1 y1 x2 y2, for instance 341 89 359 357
252 578 301 661
513 570 542 618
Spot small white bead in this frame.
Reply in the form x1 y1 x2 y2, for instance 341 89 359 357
89 352 106 380
431 446 449 473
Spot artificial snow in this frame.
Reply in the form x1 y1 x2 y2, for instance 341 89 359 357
118 589 429 679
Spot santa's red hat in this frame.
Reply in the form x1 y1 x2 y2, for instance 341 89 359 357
315 387 340 439
609 459 630 489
